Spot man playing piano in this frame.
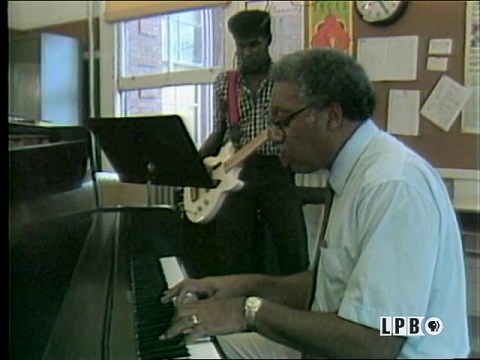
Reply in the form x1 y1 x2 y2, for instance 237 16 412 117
161 48 470 358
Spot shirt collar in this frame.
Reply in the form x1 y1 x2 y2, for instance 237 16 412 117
329 119 380 195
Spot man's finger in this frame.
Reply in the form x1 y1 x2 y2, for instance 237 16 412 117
185 324 208 345
159 314 199 340
176 289 198 304
160 283 181 303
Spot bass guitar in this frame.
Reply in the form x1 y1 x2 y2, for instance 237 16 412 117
183 128 270 224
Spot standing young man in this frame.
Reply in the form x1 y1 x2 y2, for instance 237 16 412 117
199 10 308 276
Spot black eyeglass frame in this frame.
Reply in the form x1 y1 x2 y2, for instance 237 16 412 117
270 104 313 130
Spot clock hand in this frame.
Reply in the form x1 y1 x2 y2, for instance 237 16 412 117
377 1 390 14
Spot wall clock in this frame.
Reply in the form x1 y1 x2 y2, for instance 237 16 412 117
355 1 409 27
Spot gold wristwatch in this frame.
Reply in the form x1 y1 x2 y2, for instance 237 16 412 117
244 296 263 330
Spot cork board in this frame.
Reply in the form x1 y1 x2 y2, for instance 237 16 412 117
352 1 478 170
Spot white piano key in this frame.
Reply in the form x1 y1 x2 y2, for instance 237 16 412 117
185 341 223 359
160 256 187 288
159 256 223 358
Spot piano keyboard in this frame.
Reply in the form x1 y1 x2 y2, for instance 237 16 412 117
131 255 222 359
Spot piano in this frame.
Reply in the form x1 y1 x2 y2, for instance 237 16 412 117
9 121 224 359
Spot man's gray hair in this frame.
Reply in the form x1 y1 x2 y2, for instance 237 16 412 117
270 48 376 121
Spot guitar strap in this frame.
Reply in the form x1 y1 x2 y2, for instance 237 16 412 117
226 70 242 144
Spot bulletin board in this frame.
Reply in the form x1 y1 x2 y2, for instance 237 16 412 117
352 1 478 170
305 1 479 170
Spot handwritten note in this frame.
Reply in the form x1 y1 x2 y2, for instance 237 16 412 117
387 90 420 136
357 36 419 81
420 75 472 132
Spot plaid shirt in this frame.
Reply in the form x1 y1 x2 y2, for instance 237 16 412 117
212 70 280 156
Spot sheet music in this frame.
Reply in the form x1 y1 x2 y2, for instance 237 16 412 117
246 1 304 60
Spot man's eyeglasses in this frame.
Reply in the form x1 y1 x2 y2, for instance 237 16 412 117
270 105 311 130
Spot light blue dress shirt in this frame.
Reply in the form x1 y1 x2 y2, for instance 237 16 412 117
310 119 470 358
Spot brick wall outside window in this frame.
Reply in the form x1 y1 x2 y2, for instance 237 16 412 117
119 8 224 146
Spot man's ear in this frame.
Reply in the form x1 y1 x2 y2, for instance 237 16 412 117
326 103 344 131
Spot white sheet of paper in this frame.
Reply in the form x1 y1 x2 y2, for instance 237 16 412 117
453 179 480 211
387 90 420 136
420 75 473 132
356 38 388 82
462 1 480 134
357 36 418 81
428 38 454 55
461 86 480 134
387 36 419 81
246 1 303 60
427 57 449 72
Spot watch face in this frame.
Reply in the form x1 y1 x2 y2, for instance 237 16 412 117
247 297 262 310
355 1 408 26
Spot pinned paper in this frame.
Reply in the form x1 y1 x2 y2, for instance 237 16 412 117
428 38 453 55
387 90 420 136
420 75 472 132
357 36 419 82
427 57 449 72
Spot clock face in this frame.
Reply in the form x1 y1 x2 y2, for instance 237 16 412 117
355 1 409 26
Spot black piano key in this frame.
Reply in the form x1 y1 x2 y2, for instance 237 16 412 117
140 335 185 348
134 304 170 314
135 319 170 330
136 316 172 326
135 301 172 311
130 255 191 359
138 339 185 354
137 326 167 339
139 347 189 360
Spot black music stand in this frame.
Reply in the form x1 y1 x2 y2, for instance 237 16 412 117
86 115 214 204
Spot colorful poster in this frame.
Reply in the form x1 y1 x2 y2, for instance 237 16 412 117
462 0 480 134
308 1 353 55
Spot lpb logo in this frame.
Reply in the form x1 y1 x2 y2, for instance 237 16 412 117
380 316 443 336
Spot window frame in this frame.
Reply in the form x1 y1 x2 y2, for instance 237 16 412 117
115 4 241 93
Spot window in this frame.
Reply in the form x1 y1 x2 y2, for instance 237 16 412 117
117 7 224 148
120 8 223 76
121 84 215 145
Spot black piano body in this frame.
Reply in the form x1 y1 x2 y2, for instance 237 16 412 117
9 122 222 360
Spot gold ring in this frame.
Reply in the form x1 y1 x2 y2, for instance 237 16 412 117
190 314 200 326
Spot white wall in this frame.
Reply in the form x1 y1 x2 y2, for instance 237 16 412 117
8 0 100 30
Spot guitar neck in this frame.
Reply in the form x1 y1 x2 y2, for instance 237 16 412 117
224 129 270 172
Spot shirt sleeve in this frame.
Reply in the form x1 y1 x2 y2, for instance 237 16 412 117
212 72 227 135
337 180 441 330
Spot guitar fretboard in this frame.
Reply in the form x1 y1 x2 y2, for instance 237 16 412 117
224 129 270 172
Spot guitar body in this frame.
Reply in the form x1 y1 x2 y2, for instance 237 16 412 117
183 142 244 224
